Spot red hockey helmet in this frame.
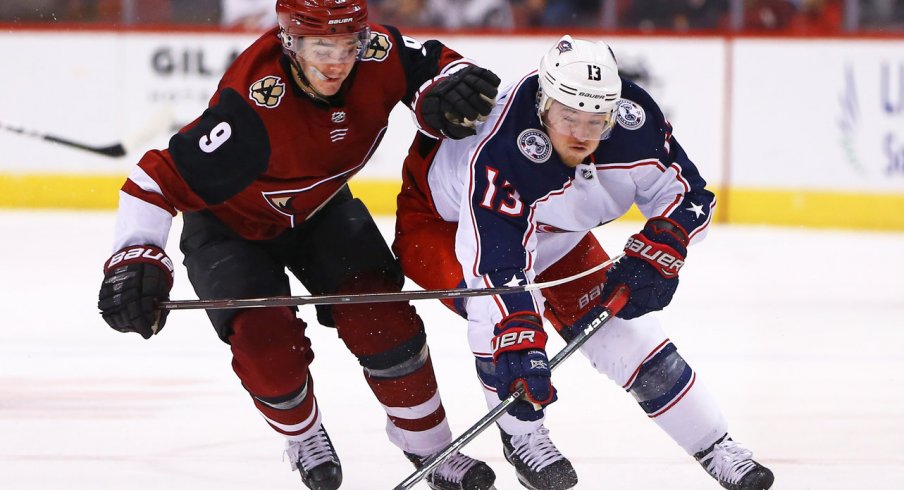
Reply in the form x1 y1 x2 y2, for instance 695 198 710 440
276 0 369 37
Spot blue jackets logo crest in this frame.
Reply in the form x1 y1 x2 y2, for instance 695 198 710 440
518 129 552 163
556 40 573 54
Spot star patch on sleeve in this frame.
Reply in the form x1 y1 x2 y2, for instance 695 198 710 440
687 202 706 218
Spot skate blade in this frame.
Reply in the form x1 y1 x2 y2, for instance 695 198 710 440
517 475 574 490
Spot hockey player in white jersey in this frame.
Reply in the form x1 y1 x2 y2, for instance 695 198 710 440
393 35 775 490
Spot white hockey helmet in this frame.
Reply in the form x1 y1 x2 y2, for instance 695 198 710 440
538 35 621 139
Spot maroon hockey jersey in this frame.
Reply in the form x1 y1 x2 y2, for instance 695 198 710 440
120 24 466 242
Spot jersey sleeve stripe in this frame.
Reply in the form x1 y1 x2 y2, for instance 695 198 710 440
128 165 164 195
122 164 177 215
522 207 536 272
687 198 717 241
440 58 474 75
482 275 508 316
669 162 692 193
595 158 667 172
121 179 176 216
533 179 574 205
660 194 684 217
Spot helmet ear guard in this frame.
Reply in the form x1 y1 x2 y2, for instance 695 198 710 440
537 35 621 139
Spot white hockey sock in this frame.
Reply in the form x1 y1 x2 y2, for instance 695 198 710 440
650 377 727 455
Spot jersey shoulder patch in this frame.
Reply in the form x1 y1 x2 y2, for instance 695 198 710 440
615 98 646 130
361 31 393 62
516 128 552 163
248 75 286 108
169 88 270 205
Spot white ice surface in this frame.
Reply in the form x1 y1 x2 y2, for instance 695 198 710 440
1 210 903 489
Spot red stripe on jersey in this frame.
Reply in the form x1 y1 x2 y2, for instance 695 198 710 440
388 405 447 432
661 194 684 217
482 275 507 316
121 179 177 216
596 158 666 172
137 150 207 212
669 162 692 193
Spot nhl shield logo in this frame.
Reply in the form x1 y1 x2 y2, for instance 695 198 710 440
615 99 645 130
518 129 552 163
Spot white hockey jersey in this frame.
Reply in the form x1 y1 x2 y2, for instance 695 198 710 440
410 71 716 351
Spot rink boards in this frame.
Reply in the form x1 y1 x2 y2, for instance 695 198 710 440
0 30 902 230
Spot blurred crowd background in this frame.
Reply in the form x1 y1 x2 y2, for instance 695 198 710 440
0 0 901 33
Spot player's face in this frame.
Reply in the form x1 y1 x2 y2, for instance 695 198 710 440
295 34 363 96
542 101 609 167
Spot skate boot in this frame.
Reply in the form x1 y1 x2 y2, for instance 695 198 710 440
694 434 774 490
500 425 578 490
285 424 342 490
405 450 496 490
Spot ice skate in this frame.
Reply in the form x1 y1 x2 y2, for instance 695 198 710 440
286 424 342 490
500 425 578 490
694 434 774 490
405 449 496 490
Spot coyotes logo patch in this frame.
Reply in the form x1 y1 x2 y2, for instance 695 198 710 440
361 32 392 62
249 76 285 108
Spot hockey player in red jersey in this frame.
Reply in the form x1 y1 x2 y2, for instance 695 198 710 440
97 1 501 489
393 35 774 490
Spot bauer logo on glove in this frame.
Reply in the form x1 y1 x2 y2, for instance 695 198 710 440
623 235 684 278
106 245 175 272
492 329 542 353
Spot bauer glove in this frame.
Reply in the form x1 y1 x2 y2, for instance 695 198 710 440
600 217 688 320
98 245 174 339
491 312 557 421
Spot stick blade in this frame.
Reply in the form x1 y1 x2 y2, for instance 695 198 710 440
42 135 127 157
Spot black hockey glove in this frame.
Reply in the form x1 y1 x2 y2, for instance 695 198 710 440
98 245 174 339
600 217 688 320
419 65 501 139
491 312 557 421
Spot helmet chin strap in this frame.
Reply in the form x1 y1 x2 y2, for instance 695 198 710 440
287 60 330 103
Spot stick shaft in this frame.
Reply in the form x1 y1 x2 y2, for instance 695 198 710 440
393 298 622 490
159 254 622 311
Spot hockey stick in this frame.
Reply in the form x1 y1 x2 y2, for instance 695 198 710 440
158 254 623 311
0 107 175 158
0 121 127 157
393 286 629 490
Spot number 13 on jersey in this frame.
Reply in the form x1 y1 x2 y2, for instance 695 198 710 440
479 166 524 217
